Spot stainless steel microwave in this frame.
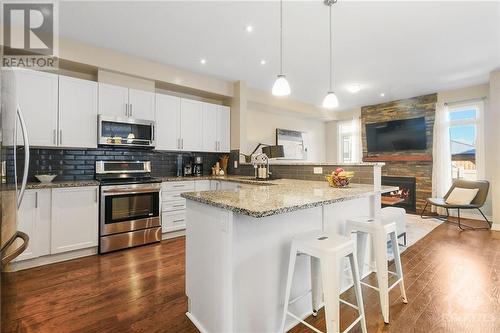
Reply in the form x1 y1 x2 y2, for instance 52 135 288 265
98 115 155 148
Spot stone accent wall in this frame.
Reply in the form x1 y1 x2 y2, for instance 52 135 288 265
361 94 437 212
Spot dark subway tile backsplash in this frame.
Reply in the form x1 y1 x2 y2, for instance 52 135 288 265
11 147 224 182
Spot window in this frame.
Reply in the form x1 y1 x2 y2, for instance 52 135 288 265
338 121 353 163
449 104 480 180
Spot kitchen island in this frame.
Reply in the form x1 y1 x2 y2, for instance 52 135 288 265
182 172 395 333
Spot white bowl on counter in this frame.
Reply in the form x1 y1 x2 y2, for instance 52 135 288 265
35 174 57 183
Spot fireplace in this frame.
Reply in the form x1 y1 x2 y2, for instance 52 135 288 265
381 176 417 213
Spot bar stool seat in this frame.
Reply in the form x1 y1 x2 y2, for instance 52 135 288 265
280 230 367 333
346 217 408 324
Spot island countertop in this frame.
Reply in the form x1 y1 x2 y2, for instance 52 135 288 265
181 178 397 218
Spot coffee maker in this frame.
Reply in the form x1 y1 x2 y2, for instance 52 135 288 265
193 156 203 176
183 156 193 177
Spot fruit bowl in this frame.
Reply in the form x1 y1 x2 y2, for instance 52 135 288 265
325 168 354 188
35 174 57 183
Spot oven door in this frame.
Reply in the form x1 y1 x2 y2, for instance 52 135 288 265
100 184 160 236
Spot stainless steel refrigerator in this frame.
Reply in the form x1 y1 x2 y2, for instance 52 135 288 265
1 68 30 268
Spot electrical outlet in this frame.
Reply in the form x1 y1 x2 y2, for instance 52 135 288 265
313 167 323 174
234 160 238 169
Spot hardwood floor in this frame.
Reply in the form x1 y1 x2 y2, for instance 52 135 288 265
2 219 500 333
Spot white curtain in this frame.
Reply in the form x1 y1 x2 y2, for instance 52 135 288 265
432 103 452 213
475 100 486 179
351 117 362 163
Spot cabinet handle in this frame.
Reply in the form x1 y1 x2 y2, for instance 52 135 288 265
95 188 98 202
173 204 184 208
182 138 184 149
125 103 128 117
53 129 56 144
130 104 133 117
59 129 62 145
35 191 38 208
173 219 185 223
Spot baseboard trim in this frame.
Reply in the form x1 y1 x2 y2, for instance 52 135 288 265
6 247 98 272
491 224 500 231
185 312 209 333
162 229 186 240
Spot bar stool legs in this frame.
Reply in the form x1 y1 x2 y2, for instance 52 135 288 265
281 232 367 333
347 218 408 324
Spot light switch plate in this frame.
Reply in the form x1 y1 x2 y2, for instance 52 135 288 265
234 160 238 169
313 167 323 174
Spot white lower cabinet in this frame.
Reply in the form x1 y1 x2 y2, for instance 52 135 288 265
194 180 211 191
161 181 195 233
14 189 51 261
51 186 99 254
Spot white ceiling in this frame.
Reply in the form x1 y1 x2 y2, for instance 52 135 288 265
59 1 500 112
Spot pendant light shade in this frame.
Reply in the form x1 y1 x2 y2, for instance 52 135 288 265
272 75 291 96
322 91 339 109
272 0 290 96
323 0 338 108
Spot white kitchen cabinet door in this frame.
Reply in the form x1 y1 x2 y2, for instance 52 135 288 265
15 69 58 146
155 94 181 150
221 181 240 190
128 88 155 120
98 83 129 118
14 191 38 261
180 98 203 151
218 105 231 152
202 102 218 152
51 186 99 254
14 189 51 261
58 76 98 148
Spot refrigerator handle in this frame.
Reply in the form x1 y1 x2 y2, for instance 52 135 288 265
17 105 30 208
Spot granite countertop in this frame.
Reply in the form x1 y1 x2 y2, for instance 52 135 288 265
26 180 100 189
181 179 398 218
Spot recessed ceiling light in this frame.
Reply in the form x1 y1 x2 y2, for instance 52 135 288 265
380 92 385 97
347 84 361 93
260 59 267 65
245 25 253 33
200 58 206 65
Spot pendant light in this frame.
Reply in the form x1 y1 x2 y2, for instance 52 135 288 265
322 0 339 109
272 0 291 96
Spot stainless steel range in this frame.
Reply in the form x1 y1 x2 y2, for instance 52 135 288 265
96 161 161 253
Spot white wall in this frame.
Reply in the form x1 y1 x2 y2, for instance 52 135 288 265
245 103 326 163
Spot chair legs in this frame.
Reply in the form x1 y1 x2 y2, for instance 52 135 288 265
421 202 492 231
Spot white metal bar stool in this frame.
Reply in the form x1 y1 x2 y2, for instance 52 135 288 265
280 230 367 333
345 217 408 324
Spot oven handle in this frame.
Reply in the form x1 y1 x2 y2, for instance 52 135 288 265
102 189 160 195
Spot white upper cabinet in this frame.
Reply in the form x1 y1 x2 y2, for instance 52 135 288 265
128 88 155 120
58 76 98 148
51 186 99 254
218 105 231 152
15 69 58 146
98 83 155 120
202 103 218 152
98 83 129 118
180 98 203 151
155 94 181 150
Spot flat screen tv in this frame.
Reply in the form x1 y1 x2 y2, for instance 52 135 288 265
366 117 427 153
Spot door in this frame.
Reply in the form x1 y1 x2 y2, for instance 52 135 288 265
98 83 129 118
180 98 203 151
128 88 155 120
15 69 58 146
218 105 230 152
58 76 98 148
155 94 181 150
203 102 218 152
51 186 99 254
14 191 37 261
